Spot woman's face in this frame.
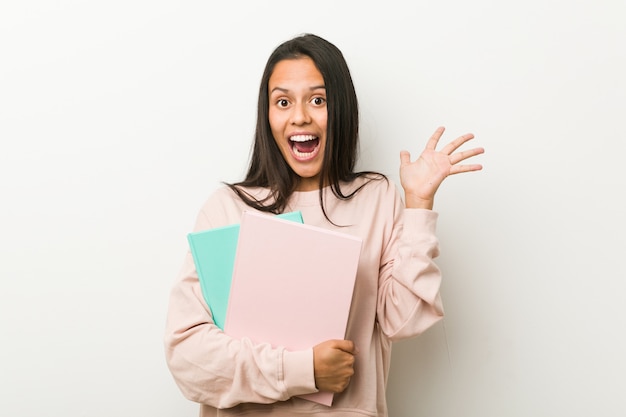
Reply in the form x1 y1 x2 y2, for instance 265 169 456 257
268 57 327 191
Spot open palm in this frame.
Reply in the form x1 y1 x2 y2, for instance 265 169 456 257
400 126 484 209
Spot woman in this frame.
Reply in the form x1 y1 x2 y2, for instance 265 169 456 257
165 33 483 416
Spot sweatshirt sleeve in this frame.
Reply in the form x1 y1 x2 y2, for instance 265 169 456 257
376 189 444 341
164 202 318 408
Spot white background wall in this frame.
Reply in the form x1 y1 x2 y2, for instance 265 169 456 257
1 1 624 416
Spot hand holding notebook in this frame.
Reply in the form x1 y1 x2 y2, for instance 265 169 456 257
225 210 362 406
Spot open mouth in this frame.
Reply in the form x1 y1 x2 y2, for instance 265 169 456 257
289 134 320 159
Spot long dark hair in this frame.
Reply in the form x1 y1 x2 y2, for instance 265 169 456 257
227 33 384 221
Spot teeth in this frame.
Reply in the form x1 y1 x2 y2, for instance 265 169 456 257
290 135 316 142
293 148 314 157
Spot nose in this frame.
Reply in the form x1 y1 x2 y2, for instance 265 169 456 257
290 101 311 125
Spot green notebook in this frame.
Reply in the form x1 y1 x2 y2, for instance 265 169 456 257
187 211 303 329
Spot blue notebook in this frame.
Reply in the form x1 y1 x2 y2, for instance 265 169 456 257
187 211 303 329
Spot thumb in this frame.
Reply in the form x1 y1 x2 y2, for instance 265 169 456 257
333 339 358 355
399 150 411 166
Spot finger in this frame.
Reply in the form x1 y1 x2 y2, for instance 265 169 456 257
425 126 445 150
450 147 485 165
334 339 357 354
441 133 475 155
399 150 411 165
449 163 483 175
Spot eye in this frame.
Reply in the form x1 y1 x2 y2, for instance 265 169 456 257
277 99 290 108
311 97 326 106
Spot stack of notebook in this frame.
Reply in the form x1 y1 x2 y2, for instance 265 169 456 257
187 210 362 406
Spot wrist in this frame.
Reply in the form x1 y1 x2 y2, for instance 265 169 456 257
404 193 434 210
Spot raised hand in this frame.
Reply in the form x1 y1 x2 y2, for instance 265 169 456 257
400 126 484 210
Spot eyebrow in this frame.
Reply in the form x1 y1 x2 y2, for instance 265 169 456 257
270 85 326 94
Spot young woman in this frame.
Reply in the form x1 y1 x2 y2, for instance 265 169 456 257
165 33 483 417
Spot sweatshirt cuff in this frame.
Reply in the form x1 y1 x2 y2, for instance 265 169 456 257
282 348 318 397
403 208 439 238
